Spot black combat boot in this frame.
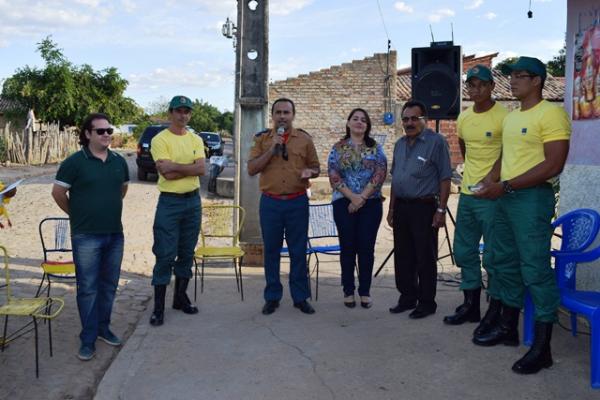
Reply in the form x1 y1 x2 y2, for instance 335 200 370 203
443 288 481 325
473 304 520 346
173 277 199 314
473 297 502 337
150 285 166 326
512 322 553 374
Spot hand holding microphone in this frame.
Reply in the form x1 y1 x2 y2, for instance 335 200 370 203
274 125 288 160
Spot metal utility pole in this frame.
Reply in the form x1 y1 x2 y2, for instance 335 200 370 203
233 0 269 264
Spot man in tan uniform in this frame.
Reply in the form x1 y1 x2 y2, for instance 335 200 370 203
248 98 320 315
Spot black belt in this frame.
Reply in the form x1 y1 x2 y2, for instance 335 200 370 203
395 196 437 204
160 189 199 198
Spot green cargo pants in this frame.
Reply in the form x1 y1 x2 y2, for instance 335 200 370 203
489 184 559 323
453 193 499 298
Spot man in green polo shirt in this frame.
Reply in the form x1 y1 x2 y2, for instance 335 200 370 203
473 57 571 375
52 113 129 361
149 95 205 327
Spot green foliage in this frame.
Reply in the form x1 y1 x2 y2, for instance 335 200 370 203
188 99 220 132
547 44 566 77
493 57 519 72
0 136 7 163
1 36 142 127
217 111 233 133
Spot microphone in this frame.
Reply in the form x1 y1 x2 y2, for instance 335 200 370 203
275 125 285 156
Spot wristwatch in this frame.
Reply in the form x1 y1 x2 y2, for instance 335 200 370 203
436 207 446 214
502 180 514 194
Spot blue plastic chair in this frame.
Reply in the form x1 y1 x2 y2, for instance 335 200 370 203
522 208 600 388
280 203 340 300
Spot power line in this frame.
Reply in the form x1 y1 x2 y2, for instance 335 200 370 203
376 0 390 41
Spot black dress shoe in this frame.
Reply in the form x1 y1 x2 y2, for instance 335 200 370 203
294 300 316 314
262 300 280 315
409 306 436 319
389 302 417 314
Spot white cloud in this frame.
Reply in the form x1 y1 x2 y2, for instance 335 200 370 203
428 8 455 23
121 0 136 13
465 0 483 10
394 2 414 13
128 66 232 91
271 0 313 16
492 50 518 66
75 0 101 7
483 12 497 20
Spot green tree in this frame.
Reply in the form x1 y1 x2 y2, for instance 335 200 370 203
188 99 220 132
547 44 566 77
493 57 519 72
217 111 233 133
1 36 142 127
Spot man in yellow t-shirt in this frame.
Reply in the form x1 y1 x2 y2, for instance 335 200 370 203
473 57 571 376
149 95 205 327
443 65 508 331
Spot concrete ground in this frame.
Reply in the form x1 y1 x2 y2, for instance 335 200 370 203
95 234 596 400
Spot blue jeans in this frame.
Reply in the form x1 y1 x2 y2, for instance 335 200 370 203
152 194 201 285
333 198 383 296
260 194 310 303
72 232 124 346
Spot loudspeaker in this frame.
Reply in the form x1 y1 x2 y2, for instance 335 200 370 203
411 45 462 120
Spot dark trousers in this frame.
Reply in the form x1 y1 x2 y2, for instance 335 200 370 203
151 194 201 285
332 198 383 296
259 194 311 303
392 199 438 309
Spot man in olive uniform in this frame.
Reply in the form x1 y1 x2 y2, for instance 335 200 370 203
248 98 320 315
473 57 571 375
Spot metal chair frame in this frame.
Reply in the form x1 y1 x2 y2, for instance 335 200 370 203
0 246 64 377
193 205 246 301
36 217 76 298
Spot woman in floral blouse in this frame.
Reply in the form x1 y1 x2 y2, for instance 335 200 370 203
327 108 387 308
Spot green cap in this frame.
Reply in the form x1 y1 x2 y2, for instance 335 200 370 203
169 95 193 110
500 56 547 80
466 64 493 82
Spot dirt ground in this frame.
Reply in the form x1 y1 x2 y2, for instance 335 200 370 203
0 154 234 399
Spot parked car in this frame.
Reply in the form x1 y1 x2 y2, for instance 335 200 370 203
136 124 168 181
199 132 224 157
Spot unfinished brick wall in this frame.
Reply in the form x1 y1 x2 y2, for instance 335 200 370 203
269 52 399 173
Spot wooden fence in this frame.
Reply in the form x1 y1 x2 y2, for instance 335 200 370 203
0 121 79 165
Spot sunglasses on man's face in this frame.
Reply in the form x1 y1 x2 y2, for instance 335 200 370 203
91 128 114 135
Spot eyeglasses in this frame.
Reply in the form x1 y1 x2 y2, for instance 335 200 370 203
509 74 536 80
91 128 114 135
401 116 425 123
173 108 191 114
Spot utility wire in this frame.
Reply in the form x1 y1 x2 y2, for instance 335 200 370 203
376 0 391 41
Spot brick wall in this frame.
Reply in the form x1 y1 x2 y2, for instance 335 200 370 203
269 52 399 173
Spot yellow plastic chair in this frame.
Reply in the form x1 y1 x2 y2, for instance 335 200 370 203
193 205 245 301
0 246 65 377
36 217 76 297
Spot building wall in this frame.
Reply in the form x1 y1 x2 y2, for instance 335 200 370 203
269 52 398 172
562 0 600 290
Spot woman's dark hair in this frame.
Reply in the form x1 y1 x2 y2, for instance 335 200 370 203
79 112 111 146
344 108 375 147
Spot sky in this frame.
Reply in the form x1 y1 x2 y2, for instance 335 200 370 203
0 0 567 113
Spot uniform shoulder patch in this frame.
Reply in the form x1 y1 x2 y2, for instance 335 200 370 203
296 128 311 137
255 128 270 137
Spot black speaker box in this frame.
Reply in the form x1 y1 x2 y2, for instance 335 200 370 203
411 45 462 120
